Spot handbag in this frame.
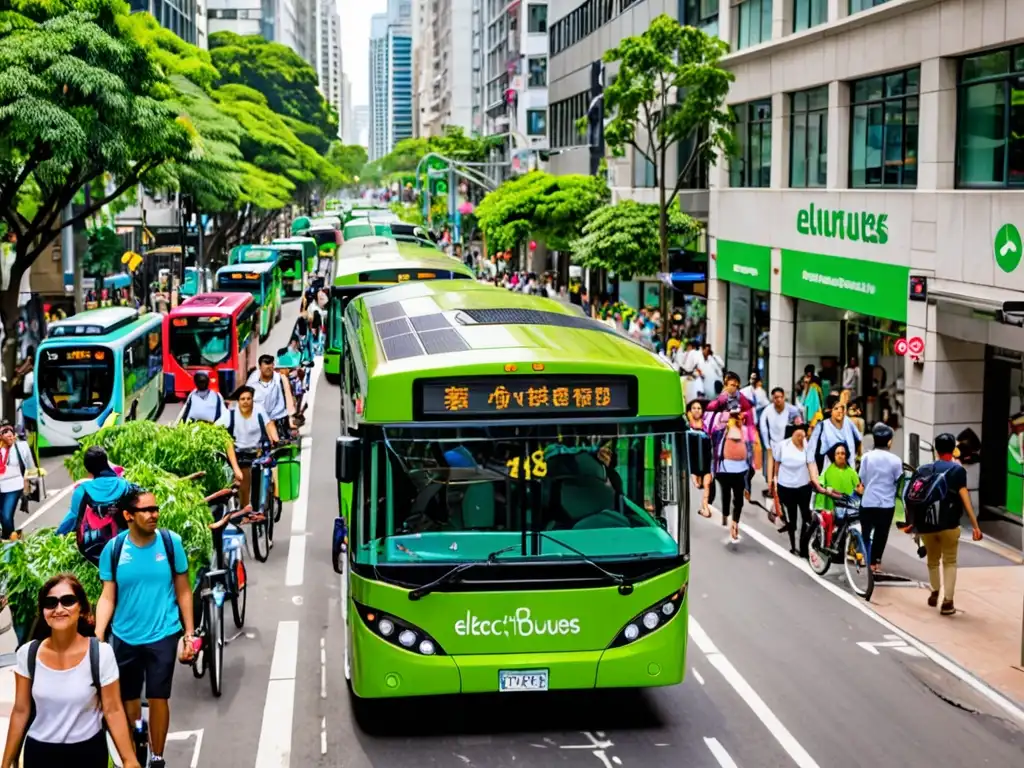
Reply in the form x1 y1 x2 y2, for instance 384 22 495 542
13 443 40 505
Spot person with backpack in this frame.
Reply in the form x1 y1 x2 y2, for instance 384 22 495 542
0 419 34 541
93 487 195 768
904 433 983 615
2 573 140 768
805 395 862 473
858 422 904 572
175 371 227 424
223 385 279 513
56 446 131 548
706 373 762 543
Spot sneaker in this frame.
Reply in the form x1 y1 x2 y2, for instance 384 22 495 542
927 591 939 607
940 601 956 616
150 758 166 768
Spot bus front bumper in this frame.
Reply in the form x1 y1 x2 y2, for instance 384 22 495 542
349 614 687 699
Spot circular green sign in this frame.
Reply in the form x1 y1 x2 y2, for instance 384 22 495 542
994 223 1023 273
435 181 448 195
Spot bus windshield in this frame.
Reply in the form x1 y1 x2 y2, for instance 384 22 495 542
278 248 302 275
311 230 338 248
169 316 232 367
359 426 682 565
37 346 115 421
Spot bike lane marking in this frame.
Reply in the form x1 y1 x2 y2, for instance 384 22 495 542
704 737 739 768
738 520 1024 728
255 620 300 767
284 361 320 587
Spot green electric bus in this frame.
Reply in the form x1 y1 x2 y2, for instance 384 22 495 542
343 220 392 240
333 280 689 703
273 237 319 291
215 261 282 340
323 243 475 384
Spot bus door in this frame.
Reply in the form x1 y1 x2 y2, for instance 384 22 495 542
279 247 305 297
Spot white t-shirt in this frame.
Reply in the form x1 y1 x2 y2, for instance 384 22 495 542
772 438 812 489
15 640 118 744
223 404 270 450
180 390 226 423
0 441 34 493
246 371 288 420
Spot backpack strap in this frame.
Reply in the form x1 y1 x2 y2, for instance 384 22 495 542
159 529 177 579
228 409 236 438
109 530 129 586
182 392 194 422
257 412 269 442
215 395 223 422
89 637 101 694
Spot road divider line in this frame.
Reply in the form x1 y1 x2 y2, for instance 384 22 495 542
255 621 300 768
284 535 306 587
22 484 75 530
703 737 738 768
690 616 821 768
284 363 319 586
737 521 1024 728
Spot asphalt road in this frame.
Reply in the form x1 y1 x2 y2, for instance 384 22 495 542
16 322 1024 766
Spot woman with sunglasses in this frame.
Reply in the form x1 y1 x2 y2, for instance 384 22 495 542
2 574 140 768
0 419 35 540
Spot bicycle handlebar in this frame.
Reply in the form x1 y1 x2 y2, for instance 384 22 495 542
208 507 251 530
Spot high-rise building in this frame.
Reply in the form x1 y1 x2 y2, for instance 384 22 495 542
368 0 413 160
412 0 473 136
314 0 342 136
206 0 303 55
341 73 354 144
129 0 198 44
353 105 370 149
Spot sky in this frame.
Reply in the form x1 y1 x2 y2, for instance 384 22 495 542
340 0 387 107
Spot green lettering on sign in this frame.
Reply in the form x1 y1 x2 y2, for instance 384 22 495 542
796 203 889 245
780 249 909 322
715 240 771 291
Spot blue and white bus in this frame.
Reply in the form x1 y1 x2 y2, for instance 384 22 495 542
24 308 165 449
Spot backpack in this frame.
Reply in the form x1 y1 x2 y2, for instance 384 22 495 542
904 463 954 529
182 391 222 423
227 409 268 444
75 486 130 567
24 637 104 743
722 421 749 462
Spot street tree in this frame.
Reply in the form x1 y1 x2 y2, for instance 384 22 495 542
328 143 369 183
0 0 192 413
602 14 733 316
571 199 701 280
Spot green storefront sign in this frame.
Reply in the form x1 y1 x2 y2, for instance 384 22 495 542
780 248 909 322
716 240 771 291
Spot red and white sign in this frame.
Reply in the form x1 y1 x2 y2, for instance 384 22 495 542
894 338 909 356
907 336 925 356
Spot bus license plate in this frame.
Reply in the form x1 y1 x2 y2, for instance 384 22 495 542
499 669 548 692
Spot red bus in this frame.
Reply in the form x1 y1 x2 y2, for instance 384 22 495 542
162 293 260 400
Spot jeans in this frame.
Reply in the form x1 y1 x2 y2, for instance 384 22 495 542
0 489 22 539
777 483 813 555
861 506 895 566
921 528 960 602
716 472 746 523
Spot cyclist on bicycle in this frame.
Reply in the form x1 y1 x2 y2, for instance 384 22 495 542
222 386 279 512
814 443 863 546
247 354 295 439
176 371 227 424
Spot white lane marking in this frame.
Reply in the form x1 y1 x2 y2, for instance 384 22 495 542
290 438 313 533
857 634 926 657
704 737 739 768
320 636 327 699
284 534 306 587
22 483 75 529
690 617 821 768
166 729 204 768
255 621 301 767
269 620 300 680
283 364 318 586
692 668 705 685
737 521 1024 727
320 716 327 755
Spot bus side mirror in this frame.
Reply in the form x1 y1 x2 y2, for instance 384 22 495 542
336 436 361 483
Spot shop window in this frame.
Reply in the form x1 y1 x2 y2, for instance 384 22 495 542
528 57 547 88
633 147 656 188
790 86 828 188
849 0 889 13
850 68 919 188
527 109 547 136
956 46 1024 187
528 4 547 33
793 0 826 32
730 99 772 188
681 0 719 36
736 0 771 51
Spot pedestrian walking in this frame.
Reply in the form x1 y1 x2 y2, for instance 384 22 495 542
2 574 140 768
706 373 761 543
686 400 714 519
0 419 35 541
758 387 802 498
858 423 904 572
806 395 863 473
770 422 818 556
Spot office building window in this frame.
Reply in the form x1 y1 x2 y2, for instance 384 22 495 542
633 148 656 188
790 86 828 188
527 109 548 136
957 46 1024 187
528 4 547 33
528 57 547 87
849 0 888 13
550 90 589 147
792 0 825 32
677 126 709 190
681 0 719 36
850 67 919 188
736 0 771 50
730 99 771 188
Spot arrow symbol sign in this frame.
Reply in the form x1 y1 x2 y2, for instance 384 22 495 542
857 634 926 657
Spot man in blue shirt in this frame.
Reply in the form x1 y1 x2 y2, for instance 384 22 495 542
94 487 195 768
858 423 904 571
56 445 131 535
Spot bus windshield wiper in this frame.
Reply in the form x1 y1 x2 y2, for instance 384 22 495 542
407 545 518 601
536 532 633 595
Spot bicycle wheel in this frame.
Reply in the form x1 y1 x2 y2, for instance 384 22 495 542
264 472 276 547
207 597 224 697
807 519 832 576
251 520 269 562
231 558 248 628
843 527 875 600
134 719 149 766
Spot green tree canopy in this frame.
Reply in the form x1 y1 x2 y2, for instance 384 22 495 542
209 31 338 153
571 200 700 279
368 127 499 178
475 171 608 252
328 143 368 183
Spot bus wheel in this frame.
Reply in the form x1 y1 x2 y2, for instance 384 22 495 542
325 372 341 386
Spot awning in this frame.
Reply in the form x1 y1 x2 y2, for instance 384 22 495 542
928 279 1024 315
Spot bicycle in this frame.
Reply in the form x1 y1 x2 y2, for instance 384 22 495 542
807 492 874 600
249 440 296 562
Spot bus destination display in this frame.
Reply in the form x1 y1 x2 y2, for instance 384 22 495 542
417 377 634 418
44 347 107 363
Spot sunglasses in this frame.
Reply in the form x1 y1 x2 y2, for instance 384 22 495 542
129 505 160 514
42 594 79 610
0 429 14 436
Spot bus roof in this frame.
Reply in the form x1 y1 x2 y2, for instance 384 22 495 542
337 236 400 263
216 260 276 275
273 236 317 247
44 307 160 342
172 292 254 316
334 243 473 283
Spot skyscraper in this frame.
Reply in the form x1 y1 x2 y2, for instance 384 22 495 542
129 0 198 45
315 0 342 136
341 73 354 144
205 0 304 56
368 0 413 160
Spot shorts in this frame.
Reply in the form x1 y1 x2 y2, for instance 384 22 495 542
274 416 292 440
110 633 180 700
236 448 259 468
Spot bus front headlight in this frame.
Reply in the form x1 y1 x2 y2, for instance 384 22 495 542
608 586 687 648
353 600 446 656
